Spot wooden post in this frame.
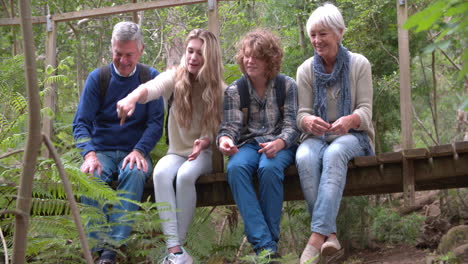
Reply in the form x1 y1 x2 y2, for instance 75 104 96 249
132 0 139 23
396 0 414 206
396 0 413 149
402 155 415 207
207 0 219 38
42 14 57 158
10 0 19 55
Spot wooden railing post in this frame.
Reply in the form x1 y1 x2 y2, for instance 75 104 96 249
397 0 414 206
207 0 219 38
402 157 415 207
42 13 57 158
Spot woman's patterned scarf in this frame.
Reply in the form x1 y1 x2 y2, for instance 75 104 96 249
313 44 373 156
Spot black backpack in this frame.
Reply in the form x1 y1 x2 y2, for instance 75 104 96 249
98 63 151 101
236 74 287 126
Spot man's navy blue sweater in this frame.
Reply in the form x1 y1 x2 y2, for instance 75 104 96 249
73 64 164 157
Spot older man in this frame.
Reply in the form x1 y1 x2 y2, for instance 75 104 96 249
73 21 164 264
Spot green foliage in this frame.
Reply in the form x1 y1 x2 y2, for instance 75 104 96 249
0 55 28 144
369 207 425 244
373 73 401 152
341 0 401 77
122 200 167 263
224 63 243 85
337 197 372 248
437 252 462 264
239 248 287 264
1 0 466 262
280 201 311 255
404 0 468 80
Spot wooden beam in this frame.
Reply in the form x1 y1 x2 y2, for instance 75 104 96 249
397 0 414 206
42 16 57 158
141 146 468 206
396 0 413 149
0 15 45 26
207 0 219 38
0 0 230 26
132 0 139 23
52 0 210 22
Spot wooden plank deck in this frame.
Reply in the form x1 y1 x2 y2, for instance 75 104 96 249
143 142 468 207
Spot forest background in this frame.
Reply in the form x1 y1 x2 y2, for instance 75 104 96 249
0 0 466 263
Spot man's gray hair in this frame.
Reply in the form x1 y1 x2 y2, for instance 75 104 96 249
306 3 347 42
111 21 144 51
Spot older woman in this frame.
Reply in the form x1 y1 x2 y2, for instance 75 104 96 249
218 29 299 259
295 3 375 263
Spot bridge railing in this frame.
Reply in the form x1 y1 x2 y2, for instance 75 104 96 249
141 141 468 207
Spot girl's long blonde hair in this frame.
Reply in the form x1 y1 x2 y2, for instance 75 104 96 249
173 29 224 138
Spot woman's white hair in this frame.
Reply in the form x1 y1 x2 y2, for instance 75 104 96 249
306 3 347 42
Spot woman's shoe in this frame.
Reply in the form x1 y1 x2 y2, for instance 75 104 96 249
300 244 320 264
162 247 193 264
321 237 341 256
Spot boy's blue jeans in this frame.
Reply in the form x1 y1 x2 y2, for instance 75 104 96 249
227 142 296 254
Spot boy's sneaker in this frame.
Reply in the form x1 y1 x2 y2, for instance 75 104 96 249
162 247 193 264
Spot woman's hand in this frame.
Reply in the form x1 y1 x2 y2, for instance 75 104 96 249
329 114 360 135
302 115 331 136
116 88 145 125
218 136 238 156
188 137 210 161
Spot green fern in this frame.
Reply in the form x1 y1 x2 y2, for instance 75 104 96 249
44 75 68 86
10 92 27 114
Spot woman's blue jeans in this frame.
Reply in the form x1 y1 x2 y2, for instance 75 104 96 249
227 142 296 254
295 135 364 236
80 150 152 248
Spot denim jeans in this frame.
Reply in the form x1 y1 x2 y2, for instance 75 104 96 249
227 142 296 254
295 135 364 236
80 150 152 248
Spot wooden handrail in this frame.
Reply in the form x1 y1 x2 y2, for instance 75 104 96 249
140 142 468 207
188 141 468 206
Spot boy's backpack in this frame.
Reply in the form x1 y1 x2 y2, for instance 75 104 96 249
98 63 151 101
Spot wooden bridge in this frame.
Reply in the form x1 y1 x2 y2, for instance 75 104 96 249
179 141 468 207
4 0 464 207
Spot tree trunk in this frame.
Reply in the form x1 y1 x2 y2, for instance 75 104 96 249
13 0 43 263
431 51 439 144
164 9 184 69
398 190 439 216
9 0 19 55
297 15 306 55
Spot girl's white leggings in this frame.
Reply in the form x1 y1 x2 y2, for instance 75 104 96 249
153 150 212 248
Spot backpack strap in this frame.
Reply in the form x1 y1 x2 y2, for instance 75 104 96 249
275 74 286 119
165 94 173 145
98 64 111 102
236 75 250 126
137 63 151 84
98 63 151 101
